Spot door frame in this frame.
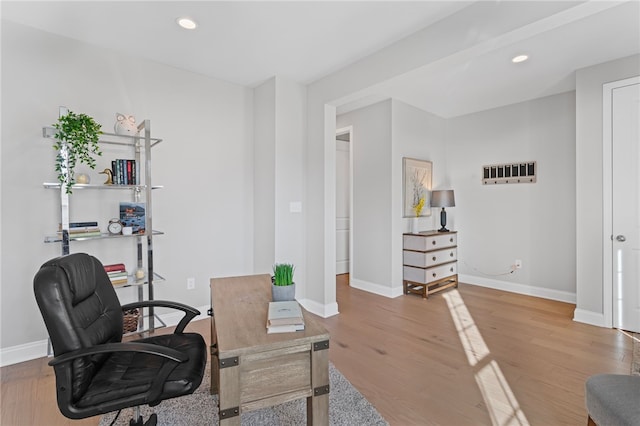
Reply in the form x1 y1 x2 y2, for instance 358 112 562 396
336 126 353 277
602 75 640 328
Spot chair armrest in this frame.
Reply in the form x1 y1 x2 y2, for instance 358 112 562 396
48 341 187 367
121 300 200 334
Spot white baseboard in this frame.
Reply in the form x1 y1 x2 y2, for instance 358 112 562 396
0 339 50 367
573 308 606 327
0 304 211 368
350 278 404 298
459 274 577 304
298 299 339 318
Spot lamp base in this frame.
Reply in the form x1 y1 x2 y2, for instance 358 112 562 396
438 208 450 232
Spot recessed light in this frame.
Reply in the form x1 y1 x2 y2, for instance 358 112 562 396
512 55 529 64
177 17 197 30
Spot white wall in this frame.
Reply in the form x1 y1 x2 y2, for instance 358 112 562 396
338 100 393 293
0 22 254 360
274 78 307 299
391 100 447 290
253 77 307 297
253 78 277 273
574 54 640 325
337 100 446 297
447 92 577 301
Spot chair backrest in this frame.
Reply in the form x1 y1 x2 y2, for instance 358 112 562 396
34 253 124 400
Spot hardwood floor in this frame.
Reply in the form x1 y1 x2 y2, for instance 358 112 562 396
1 277 632 425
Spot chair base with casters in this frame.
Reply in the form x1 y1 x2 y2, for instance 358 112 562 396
585 374 640 426
33 253 207 426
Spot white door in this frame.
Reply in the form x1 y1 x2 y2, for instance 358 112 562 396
336 137 350 274
612 81 640 332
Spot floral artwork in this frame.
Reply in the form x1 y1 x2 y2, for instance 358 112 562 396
403 158 432 217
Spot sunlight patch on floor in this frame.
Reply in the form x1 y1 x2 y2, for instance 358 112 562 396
444 289 530 426
444 288 489 366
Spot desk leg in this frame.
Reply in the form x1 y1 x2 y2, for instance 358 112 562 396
218 359 241 426
307 341 329 426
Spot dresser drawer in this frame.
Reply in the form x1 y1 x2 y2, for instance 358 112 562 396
403 233 457 252
403 247 457 268
403 263 457 285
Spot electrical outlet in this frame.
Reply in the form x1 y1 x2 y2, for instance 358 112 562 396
187 277 195 290
515 259 522 269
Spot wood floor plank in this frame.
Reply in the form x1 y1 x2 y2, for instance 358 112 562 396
0 277 633 426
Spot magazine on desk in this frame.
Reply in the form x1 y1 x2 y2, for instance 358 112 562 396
267 300 305 333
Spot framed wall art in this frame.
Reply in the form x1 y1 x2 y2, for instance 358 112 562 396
403 157 432 217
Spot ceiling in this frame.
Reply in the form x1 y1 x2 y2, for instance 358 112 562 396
2 1 639 118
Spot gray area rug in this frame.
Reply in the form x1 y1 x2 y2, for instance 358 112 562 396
100 362 388 425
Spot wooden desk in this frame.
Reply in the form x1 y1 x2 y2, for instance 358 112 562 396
210 274 330 425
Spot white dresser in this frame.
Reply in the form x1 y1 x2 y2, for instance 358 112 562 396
403 230 458 299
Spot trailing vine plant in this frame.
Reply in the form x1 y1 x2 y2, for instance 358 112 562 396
52 111 102 194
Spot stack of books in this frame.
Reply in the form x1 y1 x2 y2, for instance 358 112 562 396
266 301 305 334
104 263 128 286
111 159 137 185
59 221 101 239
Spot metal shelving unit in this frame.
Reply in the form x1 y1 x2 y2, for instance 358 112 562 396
43 110 163 332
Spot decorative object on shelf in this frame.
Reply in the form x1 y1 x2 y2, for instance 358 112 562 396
114 113 137 135
99 168 114 184
52 108 103 194
76 173 90 184
122 308 140 333
107 218 123 235
135 268 146 280
119 202 146 234
272 263 295 301
431 190 455 232
403 157 432 218
122 226 133 235
482 161 537 185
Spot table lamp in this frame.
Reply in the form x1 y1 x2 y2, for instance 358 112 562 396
431 190 455 232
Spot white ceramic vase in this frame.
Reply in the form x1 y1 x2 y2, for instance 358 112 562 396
411 217 420 234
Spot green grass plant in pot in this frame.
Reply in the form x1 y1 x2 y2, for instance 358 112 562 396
272 263 295 301
53 110 102 194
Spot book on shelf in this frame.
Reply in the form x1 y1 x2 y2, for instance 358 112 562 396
69 221 98 228
59 222 100 233
119 202 145 234
104 263 126 273
266 301 305 332
107 271 127 278
110 277 128 285
64 230 101 239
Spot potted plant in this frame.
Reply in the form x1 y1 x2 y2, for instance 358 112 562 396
272 263 295 301
52 110 102 194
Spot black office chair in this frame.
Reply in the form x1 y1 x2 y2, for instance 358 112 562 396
33 253 207 426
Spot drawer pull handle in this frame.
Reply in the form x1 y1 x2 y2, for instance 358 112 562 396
432 256 437 261
432 241 436 245
432 273 437 277
450 267 454 272
450 252 454 257
449 238 454 243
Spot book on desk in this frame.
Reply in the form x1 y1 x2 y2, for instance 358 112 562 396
267 300 305 333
